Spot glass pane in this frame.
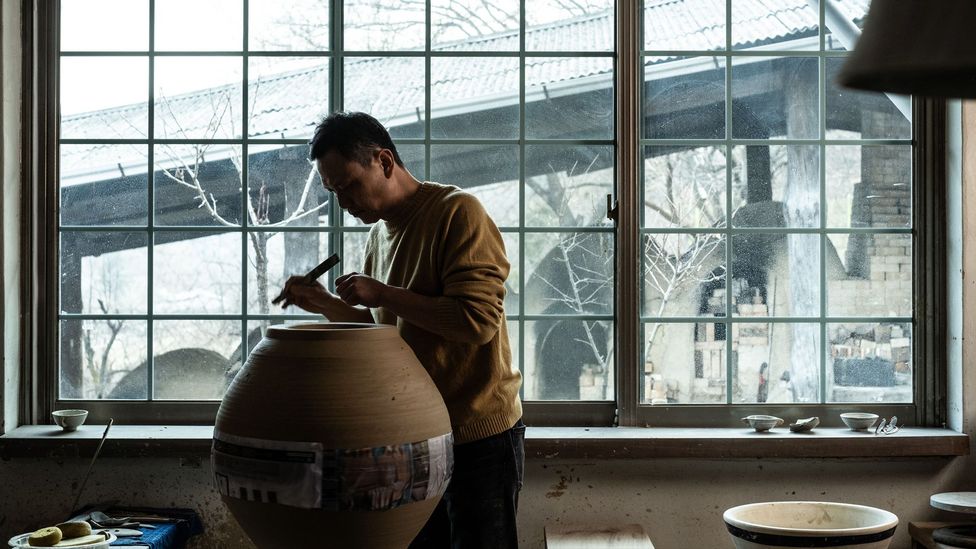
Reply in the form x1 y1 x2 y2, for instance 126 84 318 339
342 231 369 275
502 232 520 313
526 57 613 139
643 321 721 404
155 0 243 51
825 1 871 52
645 0 725 51
248 144 330 226
731 145 821 228
247 231 328 316
825 58 911 140
61 232 147 314
431 57 519 139
526 0 613 52
508 320 520 382
431 145 519 227
733 322 821 404
61 57 149 138
60 319 148 399
153 319 240 399
828 322 912 403
525 319 614 400
344 0 425 51
398 144 427 182
154 144 243 226
525 145 613 227
345 57 426 140
732 1 818 51
249 58 329 139
61 144 149 225
432 0 519 51
249 0 329 51
644 57 725 139
644 146 727 229
826 145 912 228
155 58 243 140
642 233 726 317
732 233 821 317
731 57 819 139
61 0 148 51
153 232 242 314
525 232 614 315
827 234 911 317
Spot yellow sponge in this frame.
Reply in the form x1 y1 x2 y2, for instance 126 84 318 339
27 527 62 547
54 522 92 539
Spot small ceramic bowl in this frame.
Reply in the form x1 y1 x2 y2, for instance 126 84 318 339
52 409 89 432
840 412 879 431
742 415 784 432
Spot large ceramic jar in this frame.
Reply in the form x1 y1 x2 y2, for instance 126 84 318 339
213 323 452 549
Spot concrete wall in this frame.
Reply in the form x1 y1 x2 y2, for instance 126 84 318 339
0 440 971 548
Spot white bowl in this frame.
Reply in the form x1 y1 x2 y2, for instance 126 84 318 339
8 531 116 548
741 415 783 432
724 501 898 549
840 412 879 431
52 409 89 432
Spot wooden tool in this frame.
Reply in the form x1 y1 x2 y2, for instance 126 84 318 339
271 253 341 305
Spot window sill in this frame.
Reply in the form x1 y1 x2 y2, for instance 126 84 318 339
0 425 968 460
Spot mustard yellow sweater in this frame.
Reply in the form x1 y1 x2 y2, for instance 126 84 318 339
363 182 523 444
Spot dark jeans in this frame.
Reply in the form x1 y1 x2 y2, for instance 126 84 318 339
409 419 526 549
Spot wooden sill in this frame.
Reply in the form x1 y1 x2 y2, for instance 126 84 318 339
0 425 968 460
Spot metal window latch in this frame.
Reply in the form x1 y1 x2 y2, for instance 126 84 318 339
606 194 618 222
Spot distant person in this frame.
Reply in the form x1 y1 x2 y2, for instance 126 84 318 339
279 111 524 549
757 362 769 403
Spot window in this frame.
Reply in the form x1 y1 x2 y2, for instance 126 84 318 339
45 0 943 426
634 0 940 428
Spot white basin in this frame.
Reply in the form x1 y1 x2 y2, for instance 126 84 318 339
723 501 898 549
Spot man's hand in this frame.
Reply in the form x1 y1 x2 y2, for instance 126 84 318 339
278 276 333 314
335 272 388 308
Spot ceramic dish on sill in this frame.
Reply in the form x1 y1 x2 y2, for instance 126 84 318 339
741 415 784 432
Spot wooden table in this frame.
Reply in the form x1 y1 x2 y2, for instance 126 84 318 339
545 524 654 548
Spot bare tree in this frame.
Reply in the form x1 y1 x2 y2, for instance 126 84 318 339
82 303 127 399
642 148 726 355
154 88 328 319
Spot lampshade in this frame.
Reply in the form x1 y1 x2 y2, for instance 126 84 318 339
837 0 976 98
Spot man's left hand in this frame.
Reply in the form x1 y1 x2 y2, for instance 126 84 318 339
335 272 387 308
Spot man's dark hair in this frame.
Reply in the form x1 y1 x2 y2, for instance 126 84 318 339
308 111 404 167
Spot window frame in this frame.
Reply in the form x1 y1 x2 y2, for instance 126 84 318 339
22 0 946 428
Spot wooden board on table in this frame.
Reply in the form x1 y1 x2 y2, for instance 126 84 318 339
545 524 654 548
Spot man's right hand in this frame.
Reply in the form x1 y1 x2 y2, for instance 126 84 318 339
277 275 334 314
277 275 376 324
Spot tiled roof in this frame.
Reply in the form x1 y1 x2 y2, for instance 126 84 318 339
61 0 869 186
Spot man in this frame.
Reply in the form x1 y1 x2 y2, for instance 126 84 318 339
279 111 524 548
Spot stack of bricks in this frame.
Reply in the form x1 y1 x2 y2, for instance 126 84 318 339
832 108 913 318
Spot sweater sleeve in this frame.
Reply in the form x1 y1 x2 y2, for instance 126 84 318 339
433 193 510 345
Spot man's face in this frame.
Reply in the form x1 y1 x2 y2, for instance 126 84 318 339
316 149 391 224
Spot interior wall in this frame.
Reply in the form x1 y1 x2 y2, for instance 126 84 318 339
0 446 972 548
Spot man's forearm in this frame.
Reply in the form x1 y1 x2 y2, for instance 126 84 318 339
315 292 375 323
379 285 444 333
